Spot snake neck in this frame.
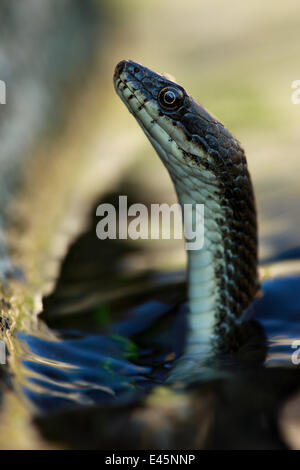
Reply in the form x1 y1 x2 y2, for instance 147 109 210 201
165 146 258 355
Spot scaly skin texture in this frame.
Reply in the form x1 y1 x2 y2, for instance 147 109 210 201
114 60 258 362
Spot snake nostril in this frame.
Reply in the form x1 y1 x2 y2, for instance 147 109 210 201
134 66 140 74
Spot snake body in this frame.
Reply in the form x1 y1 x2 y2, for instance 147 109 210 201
114 60 258 361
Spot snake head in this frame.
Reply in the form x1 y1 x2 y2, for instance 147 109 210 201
113 60 243 175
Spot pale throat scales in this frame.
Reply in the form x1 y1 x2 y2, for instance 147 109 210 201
155 138 227 356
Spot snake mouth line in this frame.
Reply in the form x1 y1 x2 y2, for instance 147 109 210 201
115 75 165 150
115 75 148 120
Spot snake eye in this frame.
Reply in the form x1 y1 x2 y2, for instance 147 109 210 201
158 86 184 110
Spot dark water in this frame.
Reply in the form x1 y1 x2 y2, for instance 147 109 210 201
13 193 300 448
19 295 187 413
18 273 300 410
